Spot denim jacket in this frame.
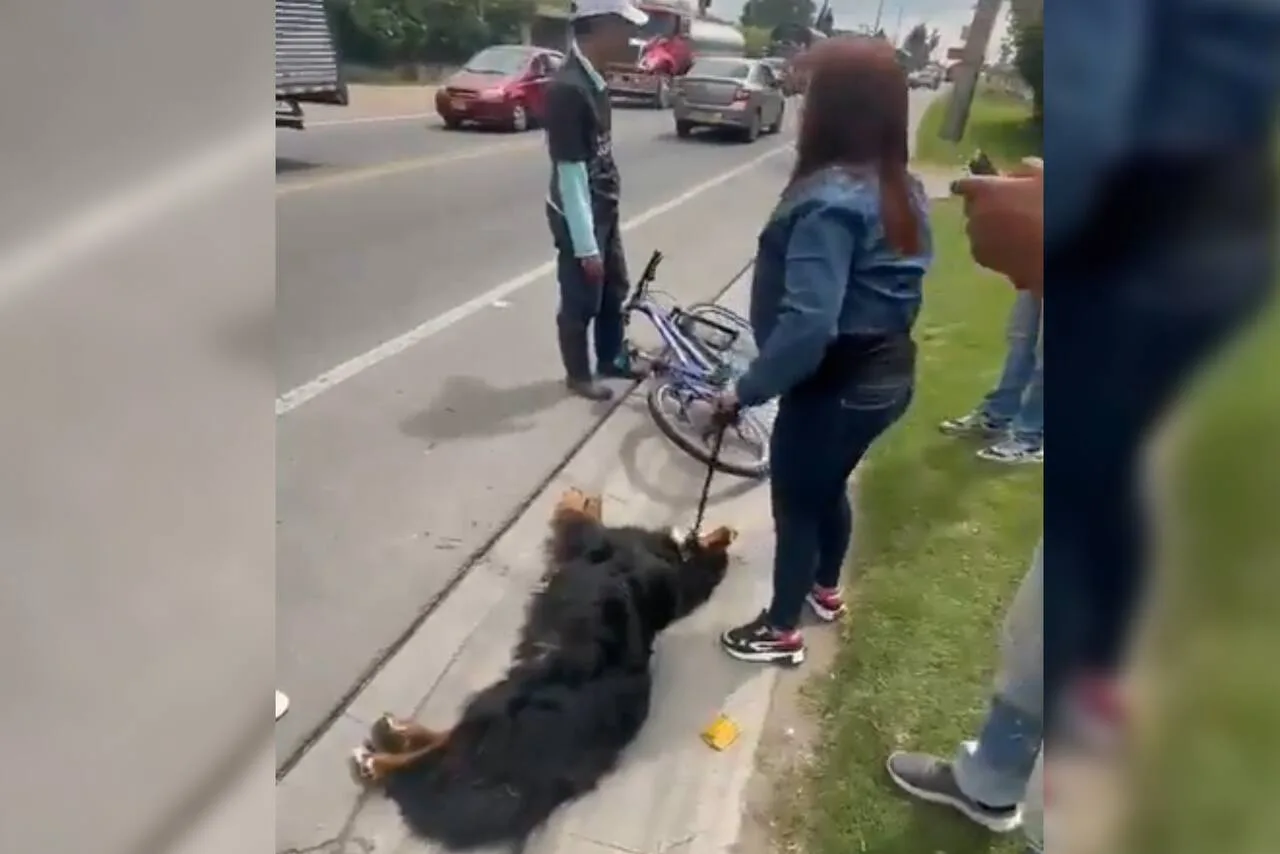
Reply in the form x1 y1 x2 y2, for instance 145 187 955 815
734 168 932 407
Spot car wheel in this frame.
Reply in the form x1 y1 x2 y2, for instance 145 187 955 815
675 120 694 138
510 104 528 132
740 111 761 143
443 116 463 130
766 103 784 134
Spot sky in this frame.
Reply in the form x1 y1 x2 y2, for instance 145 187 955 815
709 0 1012 62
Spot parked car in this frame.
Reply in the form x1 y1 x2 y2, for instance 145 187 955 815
435 45 563 132
907 66 942 90
672 57 787 143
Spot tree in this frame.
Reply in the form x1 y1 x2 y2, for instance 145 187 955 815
331 0 537 66
901 22 934 71
742 25 772 57
1012 18 1043 120
739 0 816 31
997 31 1014 66
1008 3 1043 121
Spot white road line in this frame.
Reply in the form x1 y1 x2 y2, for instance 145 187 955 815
276 142 791 416
304 112 437 129
0 122 273 308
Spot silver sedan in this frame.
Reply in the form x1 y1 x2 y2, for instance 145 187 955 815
672 57 788 143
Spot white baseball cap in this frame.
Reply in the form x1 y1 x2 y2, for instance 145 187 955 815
570 0 650 26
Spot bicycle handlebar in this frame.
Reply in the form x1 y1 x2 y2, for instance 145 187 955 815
629 250 664 306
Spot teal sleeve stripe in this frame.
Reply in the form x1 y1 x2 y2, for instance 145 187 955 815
555 161 599 258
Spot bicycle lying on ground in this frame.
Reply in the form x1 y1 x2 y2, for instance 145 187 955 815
621 251 774 479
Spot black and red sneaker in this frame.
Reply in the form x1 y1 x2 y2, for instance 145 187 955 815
720 612 806 665
805 585 848 622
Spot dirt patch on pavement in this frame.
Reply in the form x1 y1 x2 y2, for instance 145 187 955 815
736 626 840 854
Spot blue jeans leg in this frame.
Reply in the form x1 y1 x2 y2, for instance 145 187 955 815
766 381 912 630
1010 320 1044 445
982 291 1042 425
955 543 1045 807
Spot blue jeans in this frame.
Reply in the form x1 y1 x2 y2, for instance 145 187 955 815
766 377 912 630
955 543 1044 849
980 291 1043 445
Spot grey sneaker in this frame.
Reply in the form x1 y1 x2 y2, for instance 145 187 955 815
885 751 1023 832
565 377 613 402
977 438 1044 464
939 410 1006 438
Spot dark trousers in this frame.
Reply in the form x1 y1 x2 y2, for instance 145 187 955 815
548 204 629 381
1045 231 1275 733
766 377 913 630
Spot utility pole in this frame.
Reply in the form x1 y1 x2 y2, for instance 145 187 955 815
939 0 1003 141
872 0 886 34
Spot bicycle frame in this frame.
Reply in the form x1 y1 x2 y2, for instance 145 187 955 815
623 250 740 399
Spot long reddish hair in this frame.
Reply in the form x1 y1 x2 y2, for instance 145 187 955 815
789 37 920 256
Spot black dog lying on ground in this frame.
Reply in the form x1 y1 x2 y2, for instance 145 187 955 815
351 487 736 851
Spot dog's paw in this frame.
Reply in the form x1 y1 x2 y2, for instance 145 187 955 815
552 487 603 523
698 526 738 552
351 745 383 784
369 713 407 753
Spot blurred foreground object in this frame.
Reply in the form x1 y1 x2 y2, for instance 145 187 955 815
1044 1 1280 851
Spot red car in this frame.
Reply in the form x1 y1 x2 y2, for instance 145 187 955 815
436 45 564 132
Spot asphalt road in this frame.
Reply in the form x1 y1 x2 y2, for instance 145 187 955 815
275 91 941 767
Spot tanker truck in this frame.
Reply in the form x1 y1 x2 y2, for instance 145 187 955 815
604 0 746 108
275 0 347 129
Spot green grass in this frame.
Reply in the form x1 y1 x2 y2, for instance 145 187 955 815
780 199 1039 854
779 200 1280 853
1124 295 1280 853
914 88 1042 170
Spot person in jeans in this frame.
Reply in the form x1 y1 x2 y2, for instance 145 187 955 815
886 543 1045 851
939 289 1043 464
542 0 649 401
712 37 932 666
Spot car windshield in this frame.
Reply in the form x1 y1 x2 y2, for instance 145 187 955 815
689 58 751 79
463 47 530 76
637 10 680 40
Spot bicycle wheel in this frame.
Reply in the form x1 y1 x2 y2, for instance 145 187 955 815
647 380 770 479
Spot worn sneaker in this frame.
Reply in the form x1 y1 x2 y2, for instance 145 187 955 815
977 438 1044 464
720 612 805 665
805 585 848 622
565 377 614 402
939 410 1006 438
885 751 1023 833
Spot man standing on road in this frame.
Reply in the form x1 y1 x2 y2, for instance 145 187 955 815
544 0 649 401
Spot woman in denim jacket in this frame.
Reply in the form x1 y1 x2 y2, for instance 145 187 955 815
715 37 932 665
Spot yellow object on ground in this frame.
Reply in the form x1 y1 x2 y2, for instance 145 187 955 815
700 714 740 751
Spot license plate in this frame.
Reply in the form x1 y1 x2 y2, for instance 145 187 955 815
689 111 719 123
451 99 467 111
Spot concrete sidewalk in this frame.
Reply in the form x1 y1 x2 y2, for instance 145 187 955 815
276 272 785 854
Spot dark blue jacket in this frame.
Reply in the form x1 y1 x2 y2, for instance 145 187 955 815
735 168 932 407
1046 0 1280 251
